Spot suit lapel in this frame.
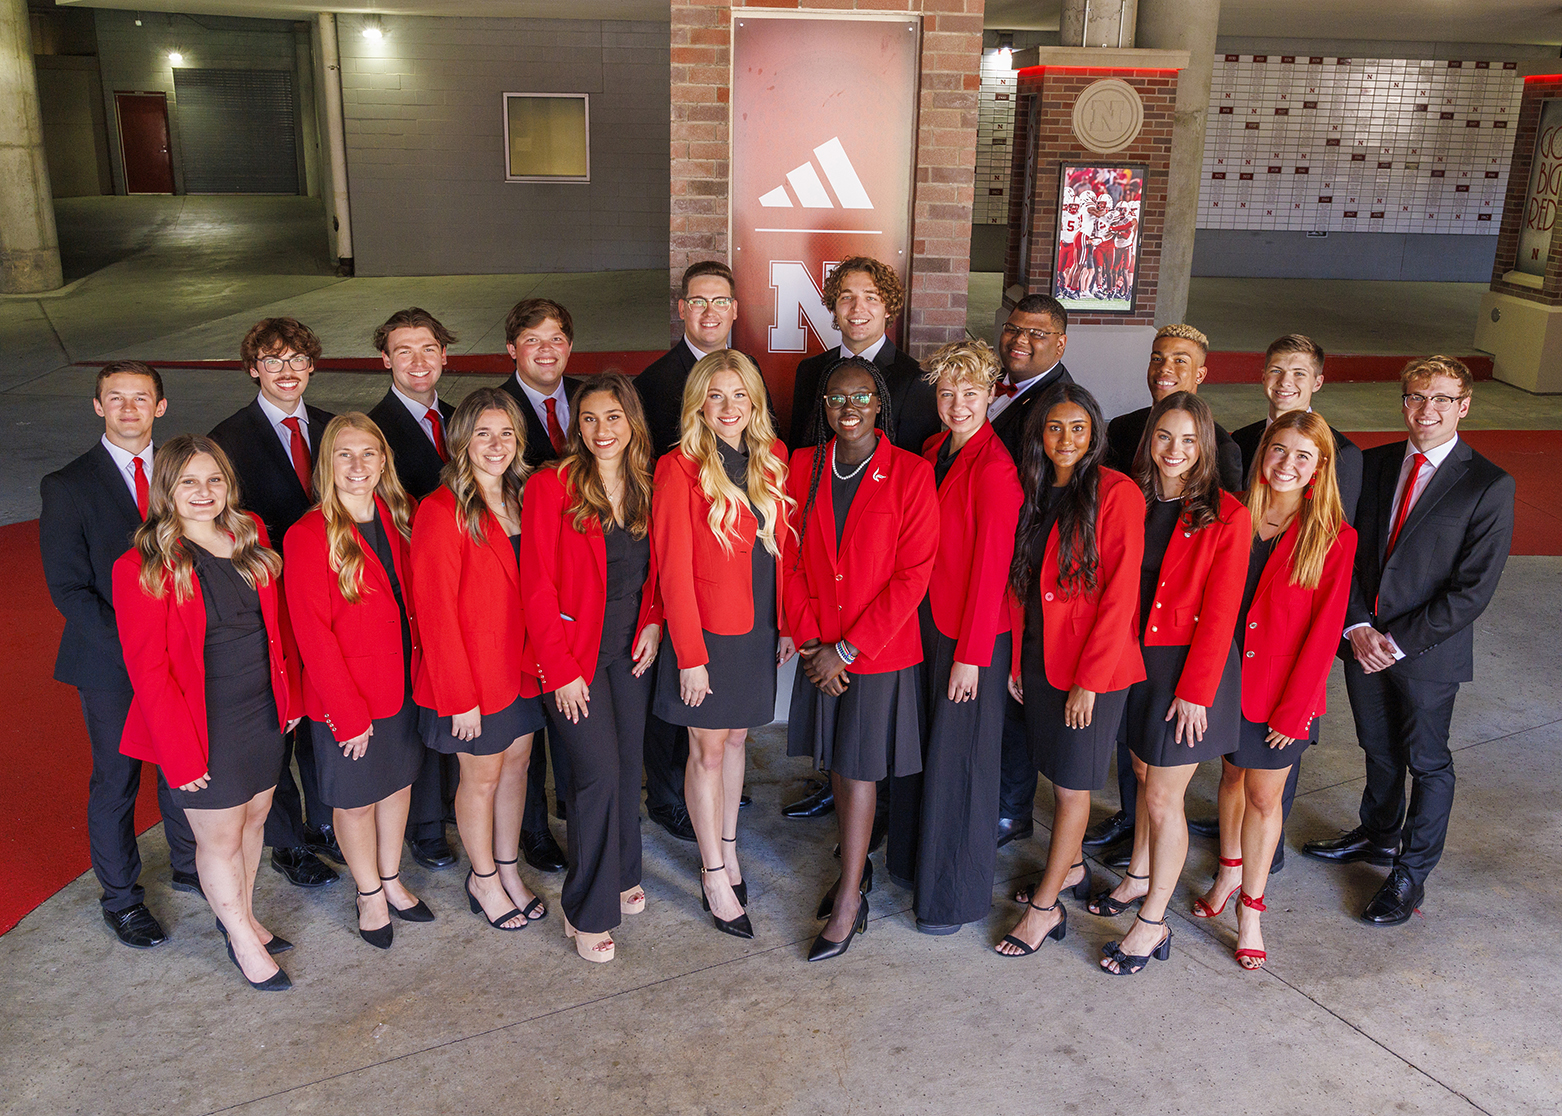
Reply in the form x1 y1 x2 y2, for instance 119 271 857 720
351 498 398 598
245 400 305 489
1373 443 1406 564
1394 440 1468 551
1255 520 1298 606
88 442 142 525
482 508 520 589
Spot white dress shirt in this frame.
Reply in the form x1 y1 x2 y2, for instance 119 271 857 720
988 360 1062 422
839 334 888 363
256 391 311 456
512 374 570 435
100 435 153 504
391 383 443 447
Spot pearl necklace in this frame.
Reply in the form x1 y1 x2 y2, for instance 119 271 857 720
832 444 872 481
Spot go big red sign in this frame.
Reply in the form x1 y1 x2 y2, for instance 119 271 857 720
730 12 921 434
1517 98 1562 276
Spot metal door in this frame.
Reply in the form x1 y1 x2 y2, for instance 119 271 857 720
114 92 175 194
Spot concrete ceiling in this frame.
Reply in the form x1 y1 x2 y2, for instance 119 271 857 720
52 0 1562 45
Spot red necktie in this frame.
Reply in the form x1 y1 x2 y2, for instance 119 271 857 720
426 408 448 462
543 397 566 454
1385 452 1427 558
994 380 1017 399
131 457 149 520
281 416 313 492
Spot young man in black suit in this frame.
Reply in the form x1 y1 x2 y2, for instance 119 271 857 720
40 361 200 948
495 297 579 872
367 308 460 871
207 317 338 888
1304 357 1514 925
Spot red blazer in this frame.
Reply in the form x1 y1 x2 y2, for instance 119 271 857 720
1009 468 1146 694
410 485 538 718
285 497 422 743
922 424 1022 667
782 434 938 674
1142 490 1252 706
652 442 787 670
1242 521 1358 740
114 516 300 789
520 466 663 690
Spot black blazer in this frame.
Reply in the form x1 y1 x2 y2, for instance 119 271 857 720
499 373 584 471
1231 418 1364 521
633 340 776 458
1106 405 1245 492
368 389 454 500
787 339 940 454
990 361 1076 465
1345 439 1514 683
39 442 145 690
208 399 336 545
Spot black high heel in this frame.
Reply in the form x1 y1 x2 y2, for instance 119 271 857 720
1100 913 1172 975
807 895 868 962
355 886 394 949
721 836 748 907
466 868 526 931
225 939 291 991
380 873 434 923
492 858 547 920
996 898 1067 956
1087 871 1147 916
700 863 753 939
214 917 292 955
1013 861 1091 906
815 857 873 920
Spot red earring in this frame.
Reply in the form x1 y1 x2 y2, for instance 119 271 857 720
1304 481 1314 500
1257 473 1268 486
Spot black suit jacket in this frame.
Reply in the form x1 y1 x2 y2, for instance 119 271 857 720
208 399 335 545
39 442 145 690
499 373 585 471
369 389 454 500
1231 418 1364 521
989 361 1076 466
787 339 941 454
1106 405 1245 492
1345 439 1514 683
633 340 776 457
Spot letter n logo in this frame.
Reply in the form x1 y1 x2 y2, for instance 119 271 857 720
768 260 842 353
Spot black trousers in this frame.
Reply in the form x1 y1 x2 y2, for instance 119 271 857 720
997 694 1038 820
405 749 458 842
263 719 325 849
548 658 650 935
79 687 196 912
523 726 571 836
1116 733 1299 825
642 711 689 814
1345 661 1460 888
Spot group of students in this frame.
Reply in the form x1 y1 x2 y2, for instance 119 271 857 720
44 254 1514 990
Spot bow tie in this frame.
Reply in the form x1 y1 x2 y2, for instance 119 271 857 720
994 380 1018 399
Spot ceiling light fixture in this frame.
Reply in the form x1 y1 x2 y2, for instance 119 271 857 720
168 51 184 64
362 17 385 41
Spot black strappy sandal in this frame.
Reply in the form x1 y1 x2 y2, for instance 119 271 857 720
493 857 547 920
996 898 1067 957
1100 914 1172 975
1088 871 1148 917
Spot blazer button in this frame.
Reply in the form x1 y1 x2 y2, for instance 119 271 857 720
1184 531 1192 537
835 574 843 581
1155 602 1162 608
1245 650 1255 658
1248 621 1258 629
1150 625 1158 632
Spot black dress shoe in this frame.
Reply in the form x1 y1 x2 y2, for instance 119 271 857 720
807 895 868 961
305 824 345 865
915 919 962 935
739 793 752 809
103 904 165 948
216 917 292 955
170 869 204 896
270 846 339 888
782 780 835 818
225 939 291 991
1083 810 1134 849
1186 815 1220 839
646 804 698 844
1103 841 1132 871
1362 866 1423 926
996 815 1034 849
1301 826 1397 866
521 827 568 871
407 835 458 870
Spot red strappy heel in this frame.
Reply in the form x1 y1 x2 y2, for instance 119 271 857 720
1192 856 1243 918
1234 890 1267 971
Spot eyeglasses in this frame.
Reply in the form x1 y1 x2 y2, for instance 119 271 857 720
256 354 313 373
1001 324 1064 342
1402 393 1465 411
683 297 735 311
824 391 877 408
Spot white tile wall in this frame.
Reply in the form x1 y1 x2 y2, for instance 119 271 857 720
974 48 1017 225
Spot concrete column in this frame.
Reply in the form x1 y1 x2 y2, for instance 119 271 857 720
1061 0 1138 49
0 0 63 293
315 12 353 273
1136 0 1219 326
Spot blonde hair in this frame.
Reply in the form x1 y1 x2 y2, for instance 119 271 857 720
676 351 793 558
921 339 1002 390
133 435 280 603
1246 410 1344 591
440 388 531 545
1154 323 1210 361
313 413 414 604
1400 354 1474 398
562 374 654 539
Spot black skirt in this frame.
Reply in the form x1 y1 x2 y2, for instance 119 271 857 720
787 662 923 783
1020 616 1128 793
312 693 425 809
1125 642 1242 767
1229 712 1318 770
420 691 547 757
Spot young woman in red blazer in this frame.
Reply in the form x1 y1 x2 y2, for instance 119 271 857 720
651 351 793 939
114 434 300 991
996 384 1145 960
285 413 431 950
411 388 546 934
1084 393 1249 974
784 356 938 962
885 341 1021 936
1194 409 1356 970
521 374 662 963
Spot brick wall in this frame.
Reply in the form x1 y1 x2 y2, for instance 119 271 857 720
1490 74 1562 306
669 0 984 355
1004 66 1179 327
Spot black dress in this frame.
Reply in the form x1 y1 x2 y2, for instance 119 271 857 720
652 440 779 729
1021 485 1130 792
1230 534 1317 769
419 533 547 757
786 456 923 783
310 517 426 809
1125 499 1242 767
172 545 285 810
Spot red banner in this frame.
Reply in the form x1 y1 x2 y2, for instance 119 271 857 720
730 12 921 434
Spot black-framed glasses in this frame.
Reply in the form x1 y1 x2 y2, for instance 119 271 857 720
683 296 735 310
1001 324 1064 342
256 354 313 373
1402 392 1464 411
824 391 877 408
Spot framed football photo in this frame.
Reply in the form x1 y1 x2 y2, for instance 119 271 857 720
1051 163 1147 314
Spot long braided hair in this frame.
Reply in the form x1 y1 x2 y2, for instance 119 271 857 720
1008 382 1109 600
795 356 895 558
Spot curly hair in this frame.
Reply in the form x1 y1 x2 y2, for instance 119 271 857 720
241 317 322 367
1154 323 1210 362
921 339 1002 390
822 256 905 323
1400 354 1473 398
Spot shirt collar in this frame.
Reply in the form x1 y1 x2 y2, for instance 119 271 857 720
100 434 152 474
256 391 305 427
683 336 710 361
841 334 888 363
1408 434 1459 470
512 373 566 408
1005 359 1061 395
391 383 439 419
